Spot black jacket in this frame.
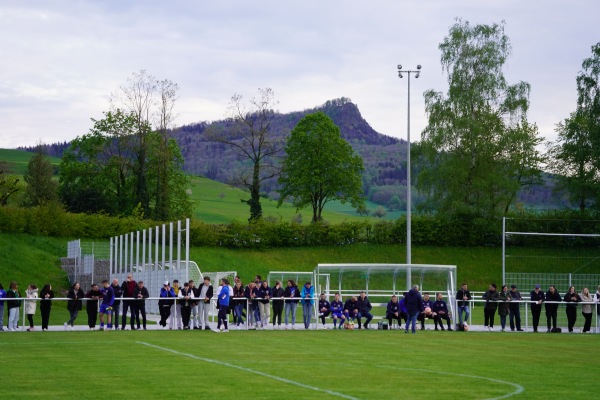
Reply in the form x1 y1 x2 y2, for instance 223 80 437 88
530 290 545 309
6 289 22 309
456 288 471 307
134 286 150 305
111 283 123 305
483 289 499 310
357 296 372 313
545 290 561 313
67 287 85 311
564 291 581 308
40 288 55 309
405 289 423 314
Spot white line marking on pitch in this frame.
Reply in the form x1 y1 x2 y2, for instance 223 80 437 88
137 341 360 400
386 367 524 400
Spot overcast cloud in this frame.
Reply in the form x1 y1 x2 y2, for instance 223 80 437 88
1 0 599 148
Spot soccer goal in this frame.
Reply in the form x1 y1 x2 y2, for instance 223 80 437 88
502 217 600 291
314 263 457 320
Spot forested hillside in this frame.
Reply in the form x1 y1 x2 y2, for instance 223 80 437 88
17 98 567 210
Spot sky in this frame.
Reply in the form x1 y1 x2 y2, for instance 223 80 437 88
1 0 599 149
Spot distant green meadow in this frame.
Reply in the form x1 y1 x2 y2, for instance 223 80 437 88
2 329 597 398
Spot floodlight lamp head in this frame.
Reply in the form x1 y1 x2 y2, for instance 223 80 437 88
417 64 422 70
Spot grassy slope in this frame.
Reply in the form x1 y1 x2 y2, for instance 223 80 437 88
0 148 60 175
188 176 398 223
1 233 501 293
1 331 597 398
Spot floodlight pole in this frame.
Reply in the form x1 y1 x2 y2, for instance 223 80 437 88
398 64 421 290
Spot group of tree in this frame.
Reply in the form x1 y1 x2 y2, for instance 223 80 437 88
58 70 192 220
207 88 366 223
416 19 545 220
10 19 600 226
549 43 600 211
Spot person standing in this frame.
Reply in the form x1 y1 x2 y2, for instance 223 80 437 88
25 284 38 332
497 285 510 332
0 283 6 331
65 282 85 330
98 280 115 331
405 285 423 334
482 283 499 331
85 284 102 330
456 283 471 327
301 281 315 330
271 280 284 329
544 285 561 332
189 280 200 329
530 284 545 333
158 281 175 328
357 291 373 329
179 282 194 329
110 279 123 330
580 287 593 333
232 279 245 328
6 281 22 331
244 281 259 329
198 277 213 330
216 278 233 332
120 274 137 330
508 285 523 331
283 279 300 330
169 280 183 330
32 287 46 332
257 280 272 329
133 280 149 330
564 286 582 333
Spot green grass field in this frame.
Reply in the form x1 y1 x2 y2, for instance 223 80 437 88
187 175 398 223
1 329 597 398
0 148 60 175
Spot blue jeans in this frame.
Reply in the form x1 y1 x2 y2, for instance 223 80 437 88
405 311 419 333
458 305 470 324
234 303 244 325
358 311 373 328
285 302 297 325
67 309 79 326
302 302 313 328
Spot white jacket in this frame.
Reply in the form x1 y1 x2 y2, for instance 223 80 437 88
25 289 38 314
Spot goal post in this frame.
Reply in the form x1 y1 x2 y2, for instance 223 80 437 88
314 263 457 323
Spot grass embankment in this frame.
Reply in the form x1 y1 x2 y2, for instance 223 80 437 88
0 148 60 175
188 176 400 223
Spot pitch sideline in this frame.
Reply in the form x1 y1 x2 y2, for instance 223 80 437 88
136 341 360 400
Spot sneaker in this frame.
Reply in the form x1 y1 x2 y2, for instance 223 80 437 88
284 325 288 330
204 326 210 331
64 322 68 331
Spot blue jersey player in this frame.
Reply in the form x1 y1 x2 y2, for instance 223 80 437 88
99 279 115 331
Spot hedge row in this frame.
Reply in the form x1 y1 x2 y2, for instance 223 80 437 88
2 205 598 248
